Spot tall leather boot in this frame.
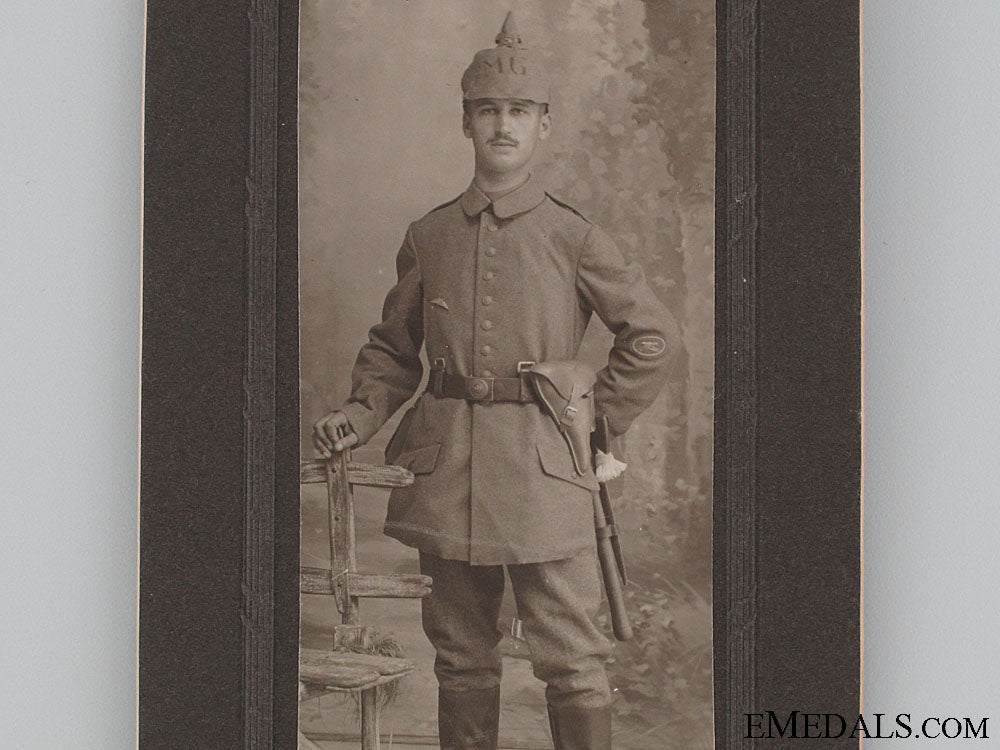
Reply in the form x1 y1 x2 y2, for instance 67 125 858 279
438 686 500 750
547 703 612 750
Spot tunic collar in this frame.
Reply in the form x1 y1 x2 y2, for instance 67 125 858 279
460 174 547 219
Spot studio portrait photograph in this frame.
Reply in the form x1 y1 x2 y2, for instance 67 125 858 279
297 2 714 748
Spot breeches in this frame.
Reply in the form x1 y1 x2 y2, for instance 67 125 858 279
418 551 612 709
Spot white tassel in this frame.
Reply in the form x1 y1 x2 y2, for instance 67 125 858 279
594 449 627 482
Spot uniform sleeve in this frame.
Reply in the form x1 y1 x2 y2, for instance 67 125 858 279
575 225 679 436
340 228 424 445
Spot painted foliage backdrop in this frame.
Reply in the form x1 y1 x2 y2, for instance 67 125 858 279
300 1 714 745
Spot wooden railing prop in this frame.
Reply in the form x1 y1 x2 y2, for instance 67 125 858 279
298 451 432 750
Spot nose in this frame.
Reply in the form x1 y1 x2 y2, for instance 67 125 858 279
495 110 513 136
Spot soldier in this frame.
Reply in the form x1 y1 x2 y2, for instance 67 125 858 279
313 12 678 750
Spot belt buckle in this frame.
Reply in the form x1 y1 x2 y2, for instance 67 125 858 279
516 360 536 373
467 377 492 400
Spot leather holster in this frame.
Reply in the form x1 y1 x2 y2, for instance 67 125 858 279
523 361 597 475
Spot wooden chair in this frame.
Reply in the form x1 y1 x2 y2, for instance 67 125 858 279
298 450 432 749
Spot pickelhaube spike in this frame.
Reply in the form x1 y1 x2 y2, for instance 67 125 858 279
495 11 522 48
461 11 550 103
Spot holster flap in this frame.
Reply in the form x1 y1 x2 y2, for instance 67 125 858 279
525 361 596 476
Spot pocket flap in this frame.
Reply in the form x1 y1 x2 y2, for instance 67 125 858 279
393 443 441 475
536 442 598 491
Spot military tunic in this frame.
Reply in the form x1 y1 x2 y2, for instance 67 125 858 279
341 174 677 565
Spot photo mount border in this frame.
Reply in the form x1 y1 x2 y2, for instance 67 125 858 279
139 0 860 747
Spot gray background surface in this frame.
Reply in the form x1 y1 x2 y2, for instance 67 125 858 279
862 1 1000 743
1 1 997 746
1 2 143 747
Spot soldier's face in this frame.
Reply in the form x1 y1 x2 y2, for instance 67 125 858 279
463 98 551 176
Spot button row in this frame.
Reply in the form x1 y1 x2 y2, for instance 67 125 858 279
479 216 499 364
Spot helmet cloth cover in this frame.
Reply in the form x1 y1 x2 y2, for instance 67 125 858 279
461 12 551 104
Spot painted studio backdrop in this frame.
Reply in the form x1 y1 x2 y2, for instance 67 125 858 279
298 1 714 747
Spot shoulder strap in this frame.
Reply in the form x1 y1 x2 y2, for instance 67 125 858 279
545 191 592 223
424 194 462 215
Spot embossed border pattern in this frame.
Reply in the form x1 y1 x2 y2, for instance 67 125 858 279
715 0 758 748
244 1 278 747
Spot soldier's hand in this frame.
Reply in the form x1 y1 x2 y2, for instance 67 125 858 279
312 411 359 457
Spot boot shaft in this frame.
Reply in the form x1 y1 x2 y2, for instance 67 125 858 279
438 686 501 750
547 703 612 750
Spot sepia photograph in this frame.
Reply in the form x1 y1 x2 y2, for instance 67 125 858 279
296 2 715 747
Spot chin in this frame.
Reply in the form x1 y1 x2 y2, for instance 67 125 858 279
485 156 527 173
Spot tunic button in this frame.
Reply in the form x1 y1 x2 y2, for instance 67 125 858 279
481 320 493 330
483 271 495 280
485 247 497 257
482 370 494 377
482 295 493 306
487 222 499 232
480 345 492 356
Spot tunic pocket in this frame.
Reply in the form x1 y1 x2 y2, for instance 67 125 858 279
392 443 441 475
536 442 599 491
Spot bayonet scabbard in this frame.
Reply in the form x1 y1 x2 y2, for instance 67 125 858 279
592 415 632 641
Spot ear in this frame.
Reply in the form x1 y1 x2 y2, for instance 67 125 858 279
537 109 552 141
462 111 472 139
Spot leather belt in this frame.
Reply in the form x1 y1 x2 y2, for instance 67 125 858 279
426 360 536 403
